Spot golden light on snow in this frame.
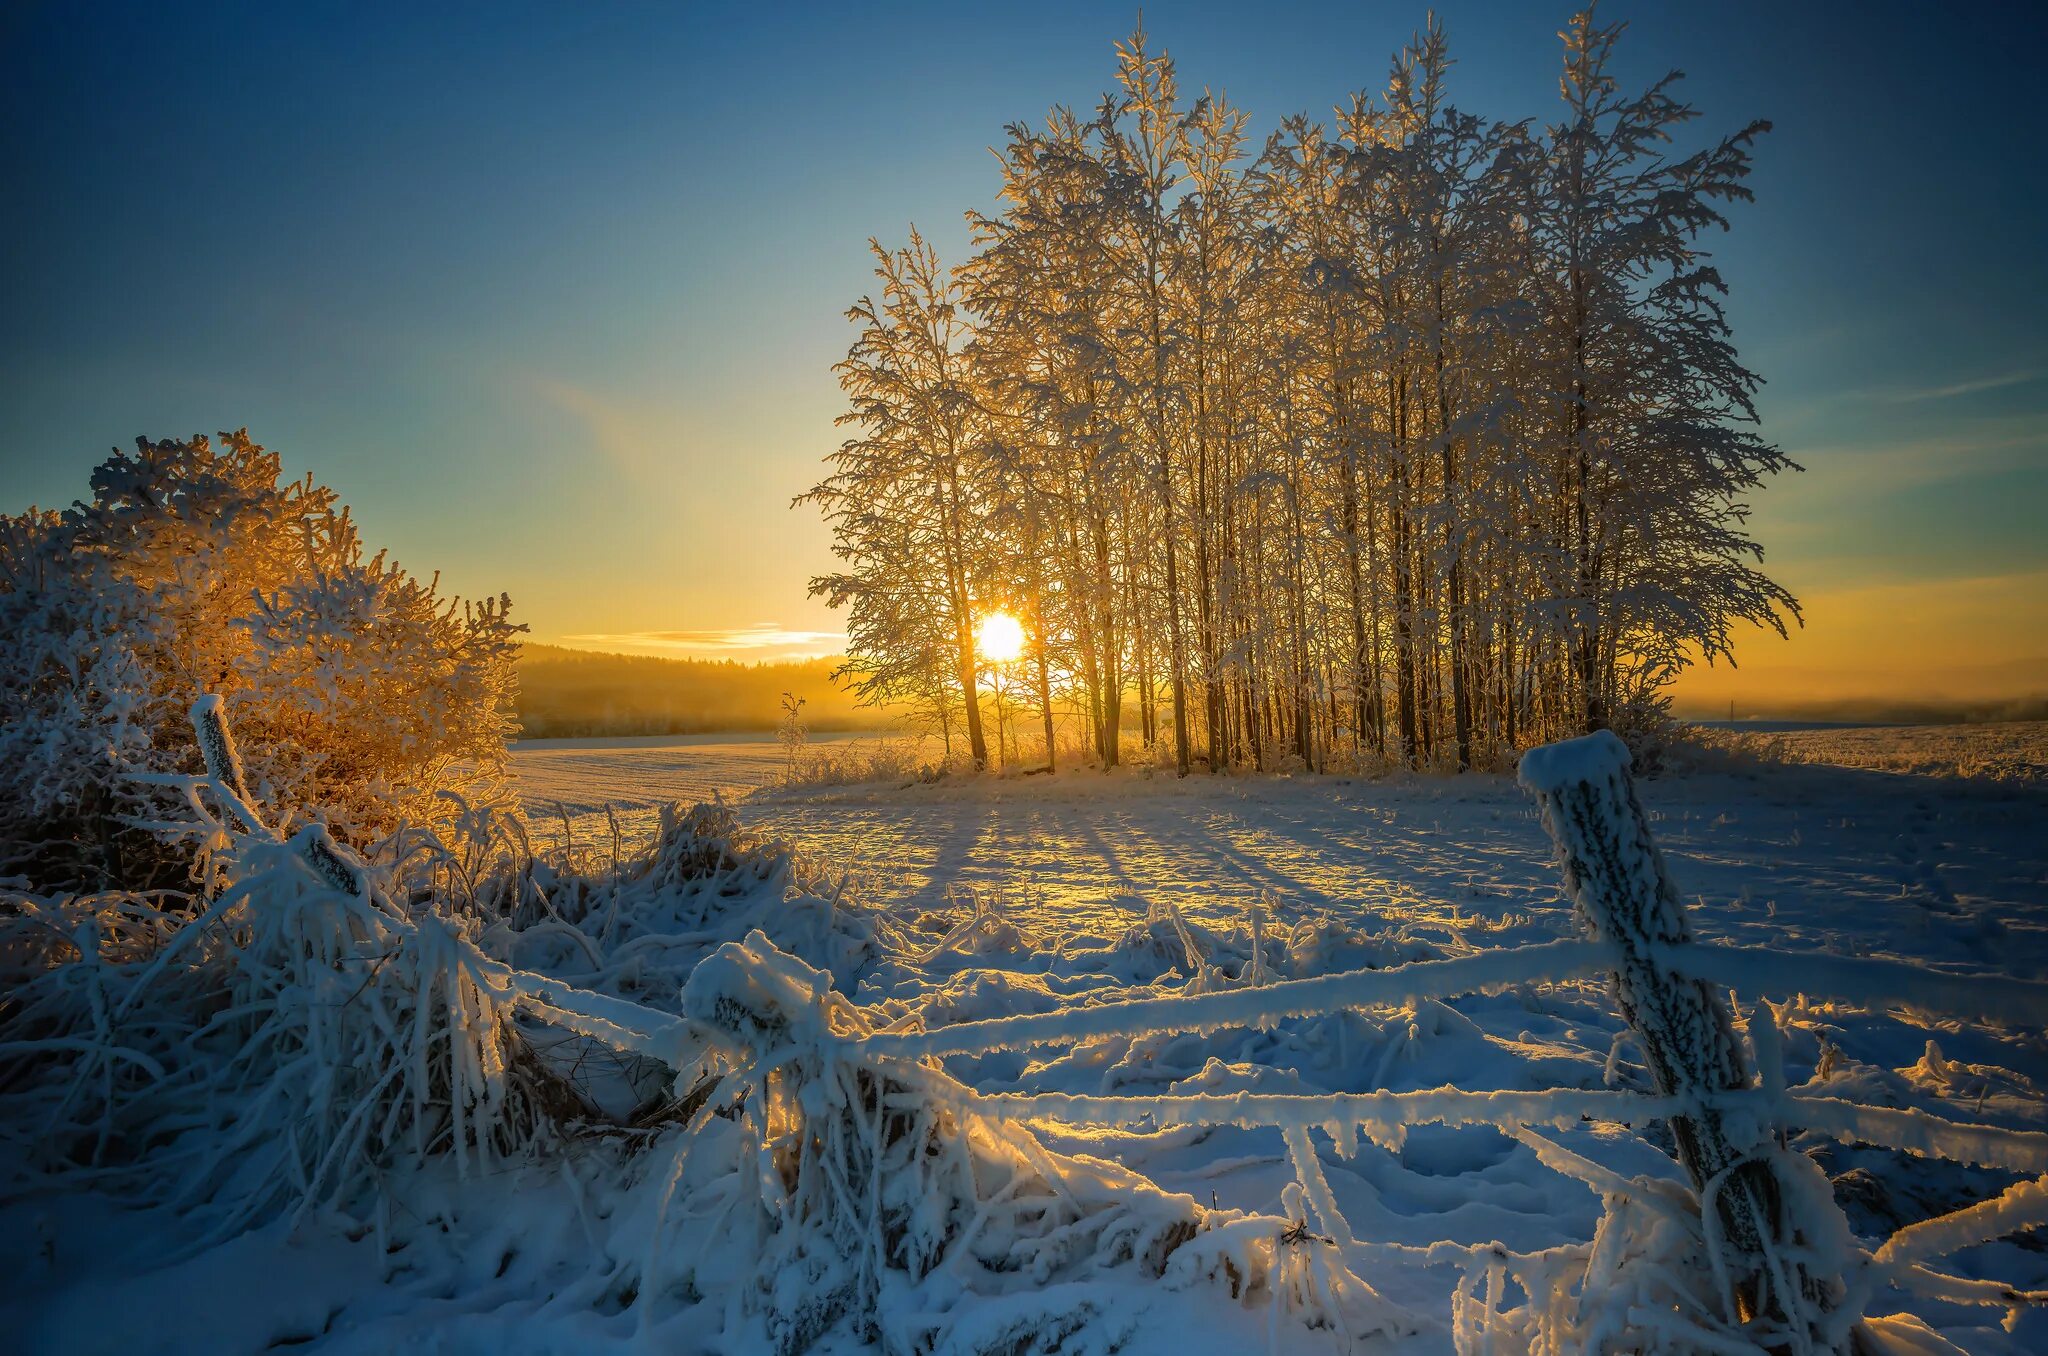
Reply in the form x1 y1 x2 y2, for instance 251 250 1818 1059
977 611 1026 664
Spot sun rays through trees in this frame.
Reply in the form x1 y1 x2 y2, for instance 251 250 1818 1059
803 10 1798 776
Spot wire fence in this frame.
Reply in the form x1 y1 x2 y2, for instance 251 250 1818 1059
488 917 2048 1246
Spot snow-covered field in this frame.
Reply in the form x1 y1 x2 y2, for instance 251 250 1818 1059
509 730 875 833
497 726 2048 1350
10 727 2048 1352
514 727 2048 969
1700 721 2048 787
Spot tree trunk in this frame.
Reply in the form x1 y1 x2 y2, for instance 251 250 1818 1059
952 607 988 771
1390 373 1420 769
1036 646 1056 773
1434 316 1473 772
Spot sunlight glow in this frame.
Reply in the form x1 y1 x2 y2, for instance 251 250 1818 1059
977 611 1026 664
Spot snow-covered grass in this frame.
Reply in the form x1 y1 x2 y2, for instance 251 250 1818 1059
8 725 2048 1352
1694 720 2048 787
781 733 953 790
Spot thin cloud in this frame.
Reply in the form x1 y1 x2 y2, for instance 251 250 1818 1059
559 626 847 661
1879 369 2040 403
1777 419 2046 499
523 375 684 482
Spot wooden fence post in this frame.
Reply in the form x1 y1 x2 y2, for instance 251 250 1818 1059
191 695 364 897
1519 730 1806 1330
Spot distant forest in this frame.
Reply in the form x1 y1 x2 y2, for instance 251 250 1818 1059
514 645 893 740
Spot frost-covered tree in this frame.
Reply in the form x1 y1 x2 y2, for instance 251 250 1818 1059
803 232 994 769
1174 86 1255 771
967 109 1145 767
0 432 521 892
1103 21 1195 775
1532 7 1798 733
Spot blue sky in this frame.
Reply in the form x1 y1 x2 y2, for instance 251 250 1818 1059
2 1 2043 705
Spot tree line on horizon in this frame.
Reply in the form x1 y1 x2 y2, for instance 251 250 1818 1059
802 8 1799 774
515 645 895 739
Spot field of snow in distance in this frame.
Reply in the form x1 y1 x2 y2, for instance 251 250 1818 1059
1695 719 2048 785
509 730 874 841
514 721 2048 968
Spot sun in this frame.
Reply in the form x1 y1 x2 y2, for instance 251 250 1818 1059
976 610 1026 664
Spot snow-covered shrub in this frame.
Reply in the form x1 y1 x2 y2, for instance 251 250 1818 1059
1104 898 1229 986
666 931 1201 1351
0 431 520 894
0 748 568 1232
920 883 1032 962
632 801 775 897
1284 913 1446 978
660 930 1412 1353
1452 1133 1859 1356
1606 674 1685 774
779 735 951 790
0 887 193 1189
482 798 892 1002
777 690 809 777
162 840 566 1233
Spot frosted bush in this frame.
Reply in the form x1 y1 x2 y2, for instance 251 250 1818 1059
662 930 1411 1353
0 776 565 1232
1285 913 1446 978
152 841 565 1234
0 888 194 1191
481 798 894 1003
780 735 953 789
1100 898 1230 986
0 431 520 894
921 883 1032 962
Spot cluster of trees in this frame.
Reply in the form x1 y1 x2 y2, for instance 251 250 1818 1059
803 10 1798 774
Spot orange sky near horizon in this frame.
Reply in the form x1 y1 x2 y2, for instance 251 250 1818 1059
535 562 2048 716
1668 567 2048 714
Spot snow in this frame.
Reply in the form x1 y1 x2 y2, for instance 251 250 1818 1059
509 731 877 841
8 726 2048 1352
865 938 1611 1059
1668 945 2048 1029
1514 728 1634 793
546 736 2048 985
1702 722 2048 788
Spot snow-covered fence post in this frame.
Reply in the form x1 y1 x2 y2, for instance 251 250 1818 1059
1518 731 1812 1331
191 694 364 897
